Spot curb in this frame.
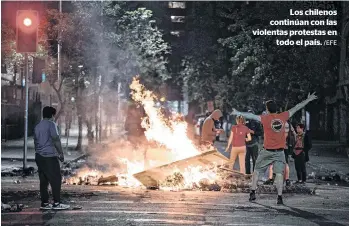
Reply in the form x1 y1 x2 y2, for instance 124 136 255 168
1 157 37 162
1 154 88 164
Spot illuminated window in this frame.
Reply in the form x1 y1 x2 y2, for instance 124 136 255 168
171 16 185 23
170 31 184 37
168 2 186 9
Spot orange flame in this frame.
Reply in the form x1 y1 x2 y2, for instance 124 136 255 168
130 78 200 161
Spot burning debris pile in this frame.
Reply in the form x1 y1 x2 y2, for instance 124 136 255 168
63 78 251 191
159 168 249 192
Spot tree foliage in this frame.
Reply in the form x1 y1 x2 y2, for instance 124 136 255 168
180 1 340 113
103 4 171 89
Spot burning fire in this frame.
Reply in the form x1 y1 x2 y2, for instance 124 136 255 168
130 78 200 161
66 78 219 190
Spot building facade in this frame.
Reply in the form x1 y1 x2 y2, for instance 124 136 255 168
318 2 349 145
337 1 349 144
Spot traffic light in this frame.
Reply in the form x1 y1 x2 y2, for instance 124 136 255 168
16 10 39 53
32 58 45 84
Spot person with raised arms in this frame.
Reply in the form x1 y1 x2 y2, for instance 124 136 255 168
231 93 317 204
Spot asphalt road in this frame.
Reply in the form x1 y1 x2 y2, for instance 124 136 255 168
2 178 349 226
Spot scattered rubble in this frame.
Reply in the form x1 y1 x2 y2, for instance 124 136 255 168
1 202 24 212
97 175 118 185
155 170 314 194
161 172 184 187
256 184 314 194
1 167 35 177
63 174 119 186
61 158 88 176
307 171 349 183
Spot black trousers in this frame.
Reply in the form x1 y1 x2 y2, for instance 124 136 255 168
294 152 307 182
35 153 62 204
245 145 259 174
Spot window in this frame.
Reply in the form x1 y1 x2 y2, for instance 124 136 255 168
168 2 186 9
171 16 185 23
170 31 184 37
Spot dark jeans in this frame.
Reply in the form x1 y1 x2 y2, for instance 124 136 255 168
294 152 307 182
245 144 259 174
35 153 62 204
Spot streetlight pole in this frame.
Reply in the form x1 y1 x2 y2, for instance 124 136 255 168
57 0 62 128
58 0 62 84
23 53 29 169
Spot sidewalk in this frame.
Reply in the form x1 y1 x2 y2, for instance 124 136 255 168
1 125 125 162
1 135 87 162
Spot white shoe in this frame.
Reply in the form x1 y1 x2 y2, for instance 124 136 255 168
40 203 53 210
52 203 70 210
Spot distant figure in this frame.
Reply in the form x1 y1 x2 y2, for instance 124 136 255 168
34 106 70 210
291 123 312 184
199 111 211 137
65 110 73 136
225 115 251 174
125 103 146 144
201 109 224 145
245 110 262 175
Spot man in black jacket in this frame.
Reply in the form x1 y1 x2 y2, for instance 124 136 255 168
245 110 262 175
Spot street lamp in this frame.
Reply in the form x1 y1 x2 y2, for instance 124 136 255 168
23 18 32 27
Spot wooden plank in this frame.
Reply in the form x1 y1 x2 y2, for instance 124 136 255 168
133 148 230 187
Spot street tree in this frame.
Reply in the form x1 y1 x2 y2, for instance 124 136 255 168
43 2 170 149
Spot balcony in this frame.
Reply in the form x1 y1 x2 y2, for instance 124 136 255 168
170 30 185 37
168 2 186 9
171 16 185 23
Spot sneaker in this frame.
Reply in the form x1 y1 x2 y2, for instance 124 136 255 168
285 179 291 186
249 192 256 202
52 203 70 210
40 203 52 210
277 196 283 205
